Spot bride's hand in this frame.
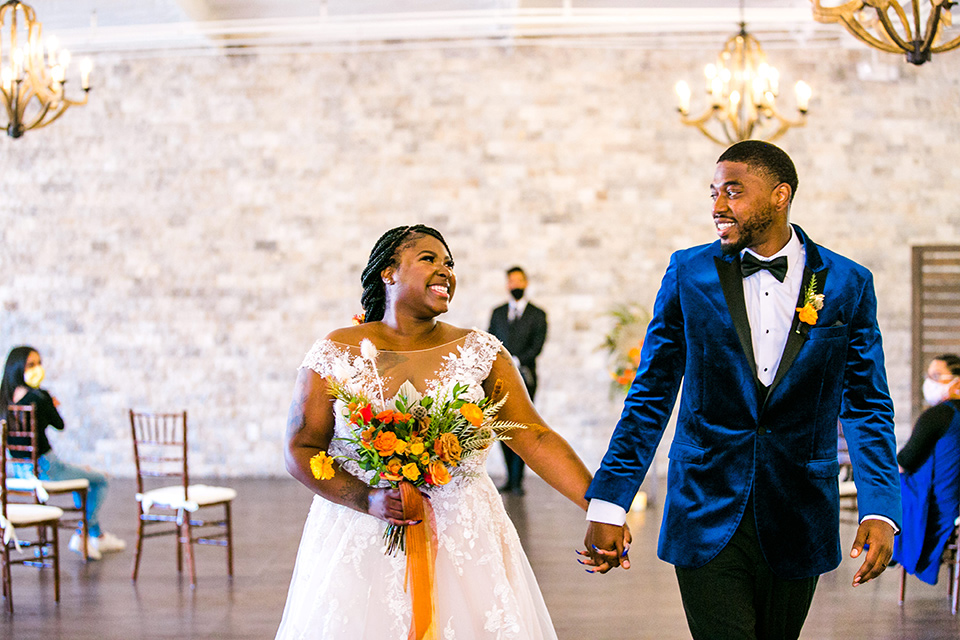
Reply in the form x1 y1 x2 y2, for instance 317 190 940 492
367 487 424 526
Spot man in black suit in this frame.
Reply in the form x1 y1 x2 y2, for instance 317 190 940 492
488 266 548 495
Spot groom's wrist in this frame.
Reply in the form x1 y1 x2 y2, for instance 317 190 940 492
586 499 627 526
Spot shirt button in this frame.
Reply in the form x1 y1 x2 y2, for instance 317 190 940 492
765 329 770 334
763 367 768 372
765 292 769 297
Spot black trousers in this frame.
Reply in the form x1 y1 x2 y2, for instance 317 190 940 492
501 375 536 490
674 505 818 640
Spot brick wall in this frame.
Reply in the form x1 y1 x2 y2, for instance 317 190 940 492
1 45 957 477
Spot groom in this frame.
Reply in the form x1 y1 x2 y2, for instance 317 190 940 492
583 141 901 639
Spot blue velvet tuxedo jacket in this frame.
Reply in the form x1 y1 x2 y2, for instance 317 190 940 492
586 225 902 579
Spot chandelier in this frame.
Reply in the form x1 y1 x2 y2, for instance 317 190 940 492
811 1 960 65
674 24 811 146
0 1 91 139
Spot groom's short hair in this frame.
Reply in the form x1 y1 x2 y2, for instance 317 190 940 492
718 140 799 203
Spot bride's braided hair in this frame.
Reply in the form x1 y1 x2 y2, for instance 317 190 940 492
360 224 452 323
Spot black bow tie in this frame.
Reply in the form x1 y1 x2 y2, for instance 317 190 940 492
740 253 788 283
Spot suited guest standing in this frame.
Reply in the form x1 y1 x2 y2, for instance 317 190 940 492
489 266 548 495
582 141 901 639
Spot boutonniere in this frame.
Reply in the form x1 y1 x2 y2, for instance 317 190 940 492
796 274 825 328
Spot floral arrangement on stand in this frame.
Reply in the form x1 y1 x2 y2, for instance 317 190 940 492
600 304 651 395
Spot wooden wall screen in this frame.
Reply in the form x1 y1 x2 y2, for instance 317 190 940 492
912 245 960 421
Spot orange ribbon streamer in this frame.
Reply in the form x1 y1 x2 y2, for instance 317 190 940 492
400 481 438 640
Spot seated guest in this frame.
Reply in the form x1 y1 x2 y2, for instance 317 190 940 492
893 354 960 584
1 346 126 560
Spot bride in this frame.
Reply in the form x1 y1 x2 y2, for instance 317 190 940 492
276 224 624 639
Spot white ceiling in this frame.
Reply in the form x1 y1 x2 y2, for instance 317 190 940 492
17 1 946 56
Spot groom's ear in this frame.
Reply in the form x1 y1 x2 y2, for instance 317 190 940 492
772 182 792 212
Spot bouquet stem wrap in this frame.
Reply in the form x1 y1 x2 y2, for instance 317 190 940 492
400 480 438 640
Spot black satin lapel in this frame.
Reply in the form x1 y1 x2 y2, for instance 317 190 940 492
766 267 831 399
715 256 758 378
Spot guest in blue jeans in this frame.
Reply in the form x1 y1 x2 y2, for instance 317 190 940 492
2 345 125 560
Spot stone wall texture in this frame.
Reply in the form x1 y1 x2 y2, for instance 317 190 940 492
1 45 958 477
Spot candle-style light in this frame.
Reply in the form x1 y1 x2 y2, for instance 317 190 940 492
675 24 810 145
0 1 92 139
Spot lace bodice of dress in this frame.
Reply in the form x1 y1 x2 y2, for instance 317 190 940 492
299 329 503 487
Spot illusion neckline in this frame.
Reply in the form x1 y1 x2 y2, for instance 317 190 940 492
329 332 474 354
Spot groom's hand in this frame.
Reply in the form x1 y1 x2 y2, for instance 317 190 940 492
581 521 630 574
850 519 895 587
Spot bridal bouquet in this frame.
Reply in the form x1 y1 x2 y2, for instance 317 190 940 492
310 338 522 555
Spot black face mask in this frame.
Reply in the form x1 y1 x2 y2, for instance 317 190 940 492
510 288 525 301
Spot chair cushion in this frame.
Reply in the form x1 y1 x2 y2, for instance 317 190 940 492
136 484 237 514
42 478 91 492
4 504 64 526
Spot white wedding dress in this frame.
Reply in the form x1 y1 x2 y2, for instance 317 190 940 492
276 329 558 640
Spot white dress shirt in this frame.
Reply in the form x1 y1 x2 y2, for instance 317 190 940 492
588 228 895 532
508 298 528 322
742 230 804 388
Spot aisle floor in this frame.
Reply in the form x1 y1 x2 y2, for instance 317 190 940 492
2 476 959 639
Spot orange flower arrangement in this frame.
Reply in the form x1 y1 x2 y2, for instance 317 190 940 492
601 304 651 395
796 274 825 328
307 339 524 556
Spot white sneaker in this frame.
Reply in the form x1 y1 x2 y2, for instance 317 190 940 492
68 532 102 561
92 531 127 554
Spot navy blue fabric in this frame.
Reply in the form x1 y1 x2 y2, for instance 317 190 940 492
586 225 902 580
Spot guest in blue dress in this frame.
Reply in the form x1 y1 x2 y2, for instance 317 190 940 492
893 354 960 584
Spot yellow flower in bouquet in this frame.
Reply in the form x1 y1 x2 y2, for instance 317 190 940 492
308 339 526 556
309 451 336 481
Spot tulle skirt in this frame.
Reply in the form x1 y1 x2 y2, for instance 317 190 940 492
276 475 557 640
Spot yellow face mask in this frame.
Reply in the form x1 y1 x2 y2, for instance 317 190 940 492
24 365 45 389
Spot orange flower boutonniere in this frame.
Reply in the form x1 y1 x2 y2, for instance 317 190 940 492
796 274 825 327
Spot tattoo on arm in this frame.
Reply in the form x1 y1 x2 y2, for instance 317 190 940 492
286 380 310 438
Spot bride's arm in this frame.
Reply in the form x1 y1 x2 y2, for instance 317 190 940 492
284 368 419 525
483 349 592 511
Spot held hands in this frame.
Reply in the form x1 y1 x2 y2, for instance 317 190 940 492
850 519 895 587
367 487 427 526
578 521 632 574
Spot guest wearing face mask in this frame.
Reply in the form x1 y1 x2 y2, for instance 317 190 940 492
1 346 126 560
892 353 960 585
488 266 548 495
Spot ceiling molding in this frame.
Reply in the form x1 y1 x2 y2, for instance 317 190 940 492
49 7 854 57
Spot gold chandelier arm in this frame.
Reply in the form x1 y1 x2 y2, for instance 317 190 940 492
812 0 905 53
842 11 908 51
873 2 918 50
931 30 960 51
697 123 730 146
679 109 730 145
23 100 69 133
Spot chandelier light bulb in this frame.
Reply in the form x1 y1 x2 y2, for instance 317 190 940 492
80 57 92 90
675 81 691 114
1 67 10 92
795 81 811 112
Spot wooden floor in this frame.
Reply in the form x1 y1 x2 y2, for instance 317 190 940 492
3 476 960 639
